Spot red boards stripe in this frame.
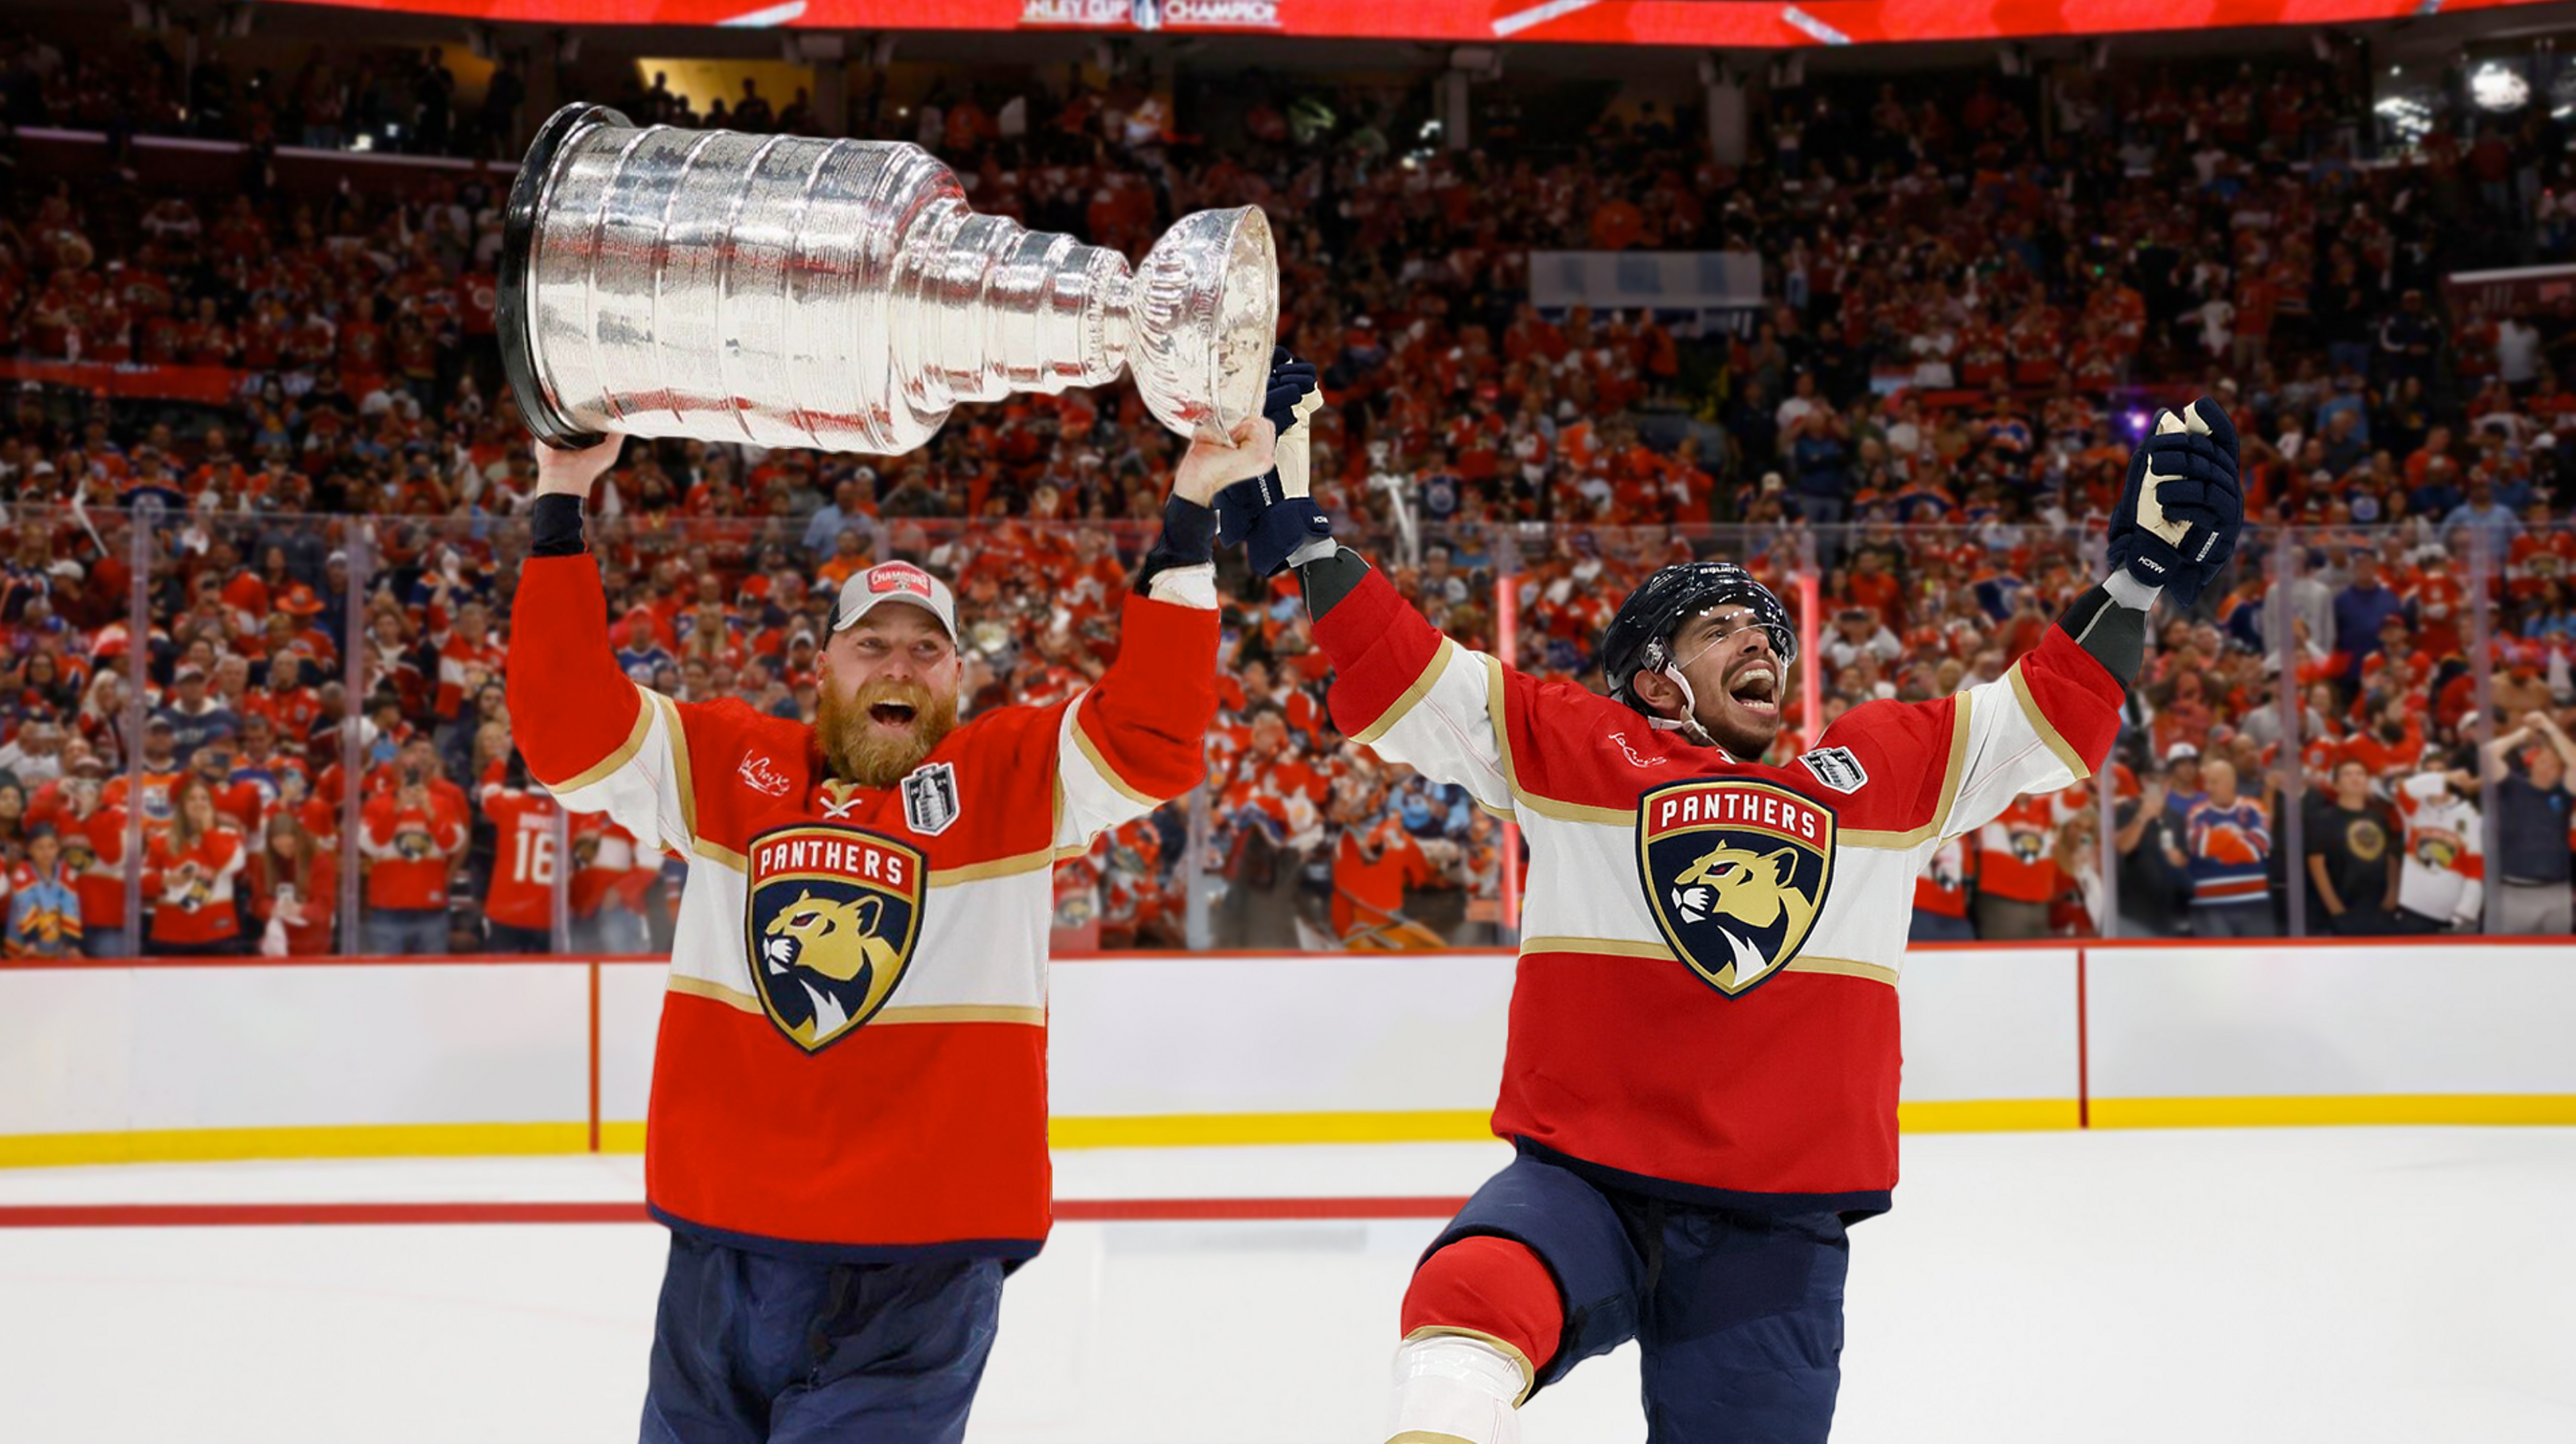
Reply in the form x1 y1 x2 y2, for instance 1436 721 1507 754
0 1196 1472 1229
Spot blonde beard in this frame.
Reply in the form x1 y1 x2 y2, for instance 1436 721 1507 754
816 678 960 788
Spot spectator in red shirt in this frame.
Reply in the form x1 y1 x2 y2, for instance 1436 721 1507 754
247 808 337 956
478 754 563 953
358 760 467 956
143 776 247 956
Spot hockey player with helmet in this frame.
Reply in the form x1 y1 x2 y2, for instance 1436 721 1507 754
1218 376 2244 1443
506 394 1279 1443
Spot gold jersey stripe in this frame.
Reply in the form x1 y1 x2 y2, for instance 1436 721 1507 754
1841 692 1973 850
1517 937 1897 987
1784 955 1900 986
1520 934 1674 960
929 849 1055 886
1070 703 1164 809
1350 635 1457 746
643 688 698 845
540 686 657 794
2008 660 2094 783
666 976 1040 1027
667 973 761 1014
1483 654 1640 825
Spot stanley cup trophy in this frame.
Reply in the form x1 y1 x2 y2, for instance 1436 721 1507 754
498 103 1278 454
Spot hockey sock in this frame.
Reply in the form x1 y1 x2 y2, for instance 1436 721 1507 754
1397 1233 1564 1396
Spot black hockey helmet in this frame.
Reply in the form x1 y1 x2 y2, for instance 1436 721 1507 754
1601 561 1796 713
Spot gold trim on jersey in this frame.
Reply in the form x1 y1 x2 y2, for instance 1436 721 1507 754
643 688 698 849
1785 955 1900 986
1520 934 1674 960
668 973 761 1014
1070 702 1163 808
1399 1325 1538 1406
869 1004 1045 1027
1351 635 1456 746
929 849 1056 887
543 688 657 794
665 977 1042 1028
1517 935 1897 988
692 839 747 872
1483 654 1638 826
1842 692 1972 850
2007 661 2094 782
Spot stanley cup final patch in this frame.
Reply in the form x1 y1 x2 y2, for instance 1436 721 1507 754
901 762 961 837
1796 746 1870 794
1635 778 1837 998
744 825 927 1053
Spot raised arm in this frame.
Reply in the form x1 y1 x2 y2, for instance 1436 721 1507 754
1203 350 1512 810
502 436 696 859
1051 417 1273 849
1832 397 2242 841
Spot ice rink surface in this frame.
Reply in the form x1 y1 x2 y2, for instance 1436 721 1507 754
3 1127 2573 1443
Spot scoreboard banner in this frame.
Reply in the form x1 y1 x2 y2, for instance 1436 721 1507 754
271 1 2554 48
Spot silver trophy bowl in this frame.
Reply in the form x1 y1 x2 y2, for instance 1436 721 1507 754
499 103 1277 454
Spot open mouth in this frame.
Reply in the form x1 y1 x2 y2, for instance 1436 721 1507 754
1727 664 1781 717
867 701 919 729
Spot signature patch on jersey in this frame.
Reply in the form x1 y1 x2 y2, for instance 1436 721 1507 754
1635 778 1837 998
743 824 926 1052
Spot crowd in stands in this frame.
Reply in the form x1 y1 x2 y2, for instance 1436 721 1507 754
0 19 2570 955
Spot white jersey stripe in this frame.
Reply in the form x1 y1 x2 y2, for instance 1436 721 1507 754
667 853 1051 1011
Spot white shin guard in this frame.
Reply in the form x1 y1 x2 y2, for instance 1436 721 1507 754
1384 1333 1529 1444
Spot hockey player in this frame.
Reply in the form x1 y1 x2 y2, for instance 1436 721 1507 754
505 403 1275 1444
1223 380 2242 1443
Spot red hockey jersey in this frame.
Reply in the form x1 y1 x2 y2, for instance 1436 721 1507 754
507 550 1217 1261
1315 566 2121 1215
479 784 562 933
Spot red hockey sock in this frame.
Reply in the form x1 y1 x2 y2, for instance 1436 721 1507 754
1399 1235 1565 1382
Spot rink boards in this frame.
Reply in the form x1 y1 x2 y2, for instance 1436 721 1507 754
1 941 2572 1166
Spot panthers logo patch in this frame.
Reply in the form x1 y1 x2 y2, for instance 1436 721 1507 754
743 824 927 1053
1636 778 1837 998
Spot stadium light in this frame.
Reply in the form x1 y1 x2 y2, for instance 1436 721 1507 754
2472 60 2532 113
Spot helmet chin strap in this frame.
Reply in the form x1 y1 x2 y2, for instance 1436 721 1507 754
1646 664 1724 751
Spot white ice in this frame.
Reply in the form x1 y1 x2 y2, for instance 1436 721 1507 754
2 1128 2573 1443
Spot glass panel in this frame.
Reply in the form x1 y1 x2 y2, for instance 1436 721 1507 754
25 491 2544 956
2486 511 2573 937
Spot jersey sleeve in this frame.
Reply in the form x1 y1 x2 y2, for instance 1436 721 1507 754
1827 625 2123 843
1307 566 1512 815
504 554 698 859
1051 589 1222 852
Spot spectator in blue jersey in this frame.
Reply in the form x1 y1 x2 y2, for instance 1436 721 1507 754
612 611 676 687
2184 758 2275 937
5 824 82 958
799 475 879 564
2443 474 2522 556
2332 552 2408 686
154 664 238 762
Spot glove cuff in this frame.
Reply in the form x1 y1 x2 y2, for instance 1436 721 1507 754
1248 499 1333 577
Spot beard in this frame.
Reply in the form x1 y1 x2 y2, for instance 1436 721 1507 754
816 676 960 788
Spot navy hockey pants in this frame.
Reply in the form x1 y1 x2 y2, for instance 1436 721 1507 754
640 1231 1003 1444
1424 1147 1849 1443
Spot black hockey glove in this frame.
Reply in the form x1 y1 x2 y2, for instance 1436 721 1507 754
1214 348 1330 576
2107 397 2241 608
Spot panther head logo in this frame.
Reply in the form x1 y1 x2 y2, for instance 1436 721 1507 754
1637 778 1838 998
1668 841 1820 982
760 888 908 1048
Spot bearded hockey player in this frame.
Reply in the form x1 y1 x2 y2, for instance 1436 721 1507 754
1226 388 2241 1443
505 407 1276 1443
